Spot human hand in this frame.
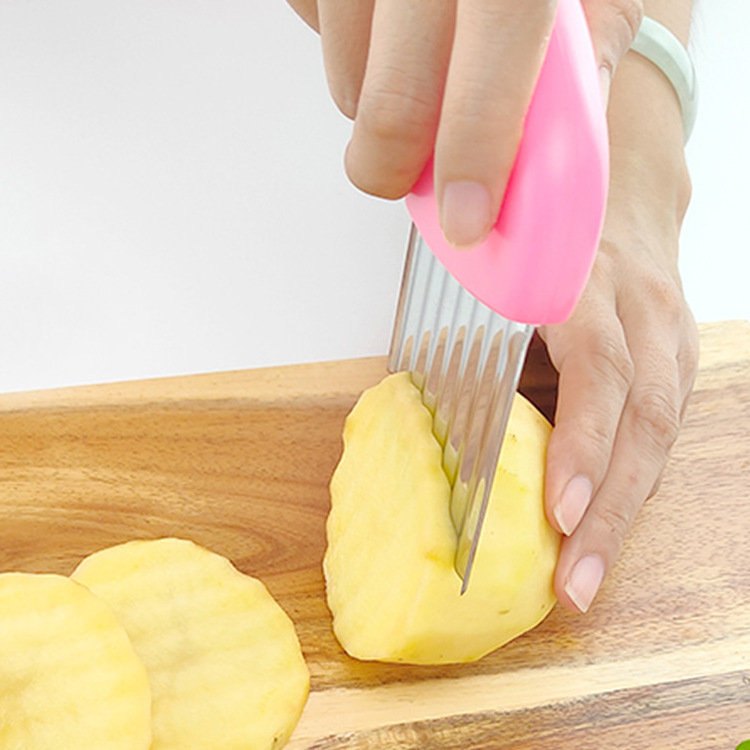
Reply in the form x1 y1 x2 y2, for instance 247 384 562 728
287 0 643 248
539 46 699 613
287 0 696 614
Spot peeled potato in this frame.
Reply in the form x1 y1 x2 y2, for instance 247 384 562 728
325 372 561 664
0 572 151 749
71 537 309 750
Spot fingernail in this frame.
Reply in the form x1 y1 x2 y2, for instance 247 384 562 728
440 181 492 249
554 475 593 536
565 554 605 613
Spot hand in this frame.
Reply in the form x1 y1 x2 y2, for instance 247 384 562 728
288 0 696 614
539 47 699 613
287 0 643 248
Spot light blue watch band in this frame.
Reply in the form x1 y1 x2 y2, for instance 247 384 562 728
631 16 698 143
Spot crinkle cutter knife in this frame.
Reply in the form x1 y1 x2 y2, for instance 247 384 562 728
387 0 609 593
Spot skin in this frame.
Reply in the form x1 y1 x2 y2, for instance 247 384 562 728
287 0 699 613
541 14 698 612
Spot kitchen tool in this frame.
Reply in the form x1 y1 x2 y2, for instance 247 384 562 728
1 322 748 750
388 0 609 591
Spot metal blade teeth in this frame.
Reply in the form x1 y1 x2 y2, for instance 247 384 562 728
388 225 534 590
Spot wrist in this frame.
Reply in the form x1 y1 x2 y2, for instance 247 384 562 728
631 16 698 142
605 50 692 240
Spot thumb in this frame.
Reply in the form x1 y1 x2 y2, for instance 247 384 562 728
580 0 644 104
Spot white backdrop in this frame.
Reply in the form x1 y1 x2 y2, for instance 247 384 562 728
0 1 747 393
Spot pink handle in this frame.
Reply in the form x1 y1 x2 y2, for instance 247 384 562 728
405 0 609 326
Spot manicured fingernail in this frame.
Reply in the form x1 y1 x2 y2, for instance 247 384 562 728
554 475 593 536
565 554 605 613
440 181 492 249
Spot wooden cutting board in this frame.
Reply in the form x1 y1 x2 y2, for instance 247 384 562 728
1 321 749 749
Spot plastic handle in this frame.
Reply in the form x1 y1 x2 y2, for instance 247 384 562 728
405 0 609 326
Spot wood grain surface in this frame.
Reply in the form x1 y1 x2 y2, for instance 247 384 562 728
1 321 749 748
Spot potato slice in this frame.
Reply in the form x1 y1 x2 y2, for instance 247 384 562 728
0 572 151 749
325 372 561 664
72 537 309 750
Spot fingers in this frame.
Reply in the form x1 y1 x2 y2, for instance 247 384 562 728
555 333 688 614
314 0 643 234
580 0 644 102
317 0 375 118
541 274 633 538
344 0 456 199
543 259 699 614
434 0 556 247
343 0 556 234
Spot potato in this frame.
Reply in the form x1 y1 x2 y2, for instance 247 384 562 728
325 372 561 664
0 572 151 749
72 538 309 750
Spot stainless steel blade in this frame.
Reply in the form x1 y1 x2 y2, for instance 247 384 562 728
388 226 534 593
451 321 533 593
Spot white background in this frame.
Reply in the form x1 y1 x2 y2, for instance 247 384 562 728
0 1 747 394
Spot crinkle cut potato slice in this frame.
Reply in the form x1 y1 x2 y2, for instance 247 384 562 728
72 537 310 750
0 572 152 750
325 372 561 665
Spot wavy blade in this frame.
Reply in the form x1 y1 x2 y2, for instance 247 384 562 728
388 226 534 593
